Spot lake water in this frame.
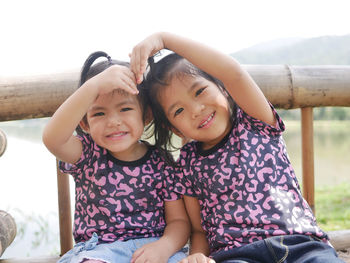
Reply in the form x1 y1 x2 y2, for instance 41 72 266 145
0 118 349 259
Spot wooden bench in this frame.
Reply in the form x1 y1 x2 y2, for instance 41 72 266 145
1 66 350 262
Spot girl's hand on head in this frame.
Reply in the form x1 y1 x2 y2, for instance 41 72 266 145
130 32 165 84
179 253 215 263
94 64 138 96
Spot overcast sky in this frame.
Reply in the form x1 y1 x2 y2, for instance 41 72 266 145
1 0 349 76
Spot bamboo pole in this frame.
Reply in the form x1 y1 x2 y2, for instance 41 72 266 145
56 159 73 256
1 66 350 121
301 107 315 214
0 71 79 121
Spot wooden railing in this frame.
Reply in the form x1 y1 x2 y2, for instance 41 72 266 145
1 65 350 260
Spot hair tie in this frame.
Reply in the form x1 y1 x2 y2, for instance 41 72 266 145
107 55 112 64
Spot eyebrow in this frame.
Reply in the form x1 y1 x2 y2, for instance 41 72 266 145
90 99 137 112
166 80 203 116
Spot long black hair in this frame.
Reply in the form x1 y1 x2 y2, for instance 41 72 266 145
143 52 237 166
76 51 148 135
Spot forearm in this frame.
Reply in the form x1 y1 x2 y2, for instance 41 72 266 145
160 32 243 84
189 230 210 256
42 79 98 155
160 218 191 256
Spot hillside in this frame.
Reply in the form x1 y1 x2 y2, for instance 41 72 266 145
231 34 350 120
231 34 350 65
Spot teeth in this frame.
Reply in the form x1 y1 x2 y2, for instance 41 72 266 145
200 113 214 128
108 132 127 137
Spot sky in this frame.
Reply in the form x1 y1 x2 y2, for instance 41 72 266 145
1 0 349 76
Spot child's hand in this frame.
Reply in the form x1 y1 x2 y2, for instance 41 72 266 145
179 253 215 263
130 32 165 84
131 240 170 263
92 64 138 96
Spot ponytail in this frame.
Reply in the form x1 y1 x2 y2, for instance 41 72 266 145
79 51 111 87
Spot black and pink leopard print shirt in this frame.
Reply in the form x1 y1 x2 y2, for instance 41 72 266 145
59 134 180 244
174 105 328 255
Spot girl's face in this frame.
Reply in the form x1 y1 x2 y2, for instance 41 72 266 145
82 90 146 160
159 74 232 149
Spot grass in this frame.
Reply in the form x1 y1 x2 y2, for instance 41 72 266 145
315 183 350 231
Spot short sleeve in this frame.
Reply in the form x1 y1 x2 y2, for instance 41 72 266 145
238 102 285 138
162 164 182 201
58 133 94 178
174 143 198 197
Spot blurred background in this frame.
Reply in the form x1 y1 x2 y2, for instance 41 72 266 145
0 0 349 258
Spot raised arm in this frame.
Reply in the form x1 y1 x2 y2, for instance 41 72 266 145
42 65 137 164
130 32 275 126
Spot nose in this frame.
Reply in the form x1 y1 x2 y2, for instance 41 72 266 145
107 114 121 127
191 102 205 119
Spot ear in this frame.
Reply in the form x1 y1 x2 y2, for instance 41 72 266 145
79 119 90 133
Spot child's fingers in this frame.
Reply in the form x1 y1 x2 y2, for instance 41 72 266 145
120 75 138 94
131 247 144 263
118 67 138 94
130 44 151 84
130 46 142 83
135 46 146 84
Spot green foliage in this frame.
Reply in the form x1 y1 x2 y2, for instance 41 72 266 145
231 34 350 121
315 183 350 231
277 107 350 121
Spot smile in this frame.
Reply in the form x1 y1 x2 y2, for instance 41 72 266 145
106 131 128 138
199 112 215 128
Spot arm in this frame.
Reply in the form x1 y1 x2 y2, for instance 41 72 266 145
183 196 209 255
130 32 275 126
178 196 214 263
131 199 191 263
42 65 137 164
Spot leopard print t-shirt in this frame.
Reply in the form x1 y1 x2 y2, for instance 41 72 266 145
174 105 328 255
59 134 180 243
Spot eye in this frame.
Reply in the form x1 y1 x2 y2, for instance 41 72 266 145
195 87 206 96
174 108 184 117
92 112 104 117
121 107 133 112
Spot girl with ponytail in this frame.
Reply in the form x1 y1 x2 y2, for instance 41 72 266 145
43 52 190 263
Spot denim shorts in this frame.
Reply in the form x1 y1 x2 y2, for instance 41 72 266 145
58 233 188 263
212 234 344 263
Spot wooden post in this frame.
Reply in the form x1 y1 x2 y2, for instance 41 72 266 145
301 107 315 214
56 159 73 256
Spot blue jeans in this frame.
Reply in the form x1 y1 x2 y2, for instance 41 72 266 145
212 235 344 263
58 233 188 263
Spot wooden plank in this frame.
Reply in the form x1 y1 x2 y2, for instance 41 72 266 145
301 107 315 214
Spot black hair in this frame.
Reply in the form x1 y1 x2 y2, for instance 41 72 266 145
143 52 237 166
76 51 148 135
